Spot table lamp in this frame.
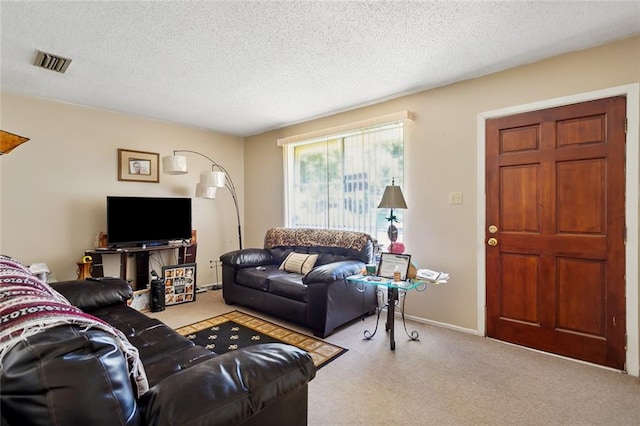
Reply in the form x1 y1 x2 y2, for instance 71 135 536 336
377 178 407 252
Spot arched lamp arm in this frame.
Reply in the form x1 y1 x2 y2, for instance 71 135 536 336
172 149 242 249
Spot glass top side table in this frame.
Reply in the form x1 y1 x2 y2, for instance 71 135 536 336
346 274 428 350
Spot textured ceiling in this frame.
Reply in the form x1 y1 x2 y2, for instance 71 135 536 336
1 1 639 137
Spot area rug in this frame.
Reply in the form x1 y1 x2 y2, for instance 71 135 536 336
175 310 347 369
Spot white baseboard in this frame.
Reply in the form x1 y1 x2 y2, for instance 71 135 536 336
196 282 222 292
400 312 478 335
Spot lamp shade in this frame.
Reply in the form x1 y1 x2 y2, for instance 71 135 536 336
377 185 407 209
162 155 188 175
198 171 224 188
199 170 225 188
213 171 226 187
195 183 217 199
0 130 29 155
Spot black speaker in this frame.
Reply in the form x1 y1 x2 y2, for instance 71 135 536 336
150 278 165 312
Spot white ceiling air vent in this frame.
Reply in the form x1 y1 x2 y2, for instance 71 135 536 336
33 50 72 73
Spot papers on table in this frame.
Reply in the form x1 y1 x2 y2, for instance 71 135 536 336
416 268 449 284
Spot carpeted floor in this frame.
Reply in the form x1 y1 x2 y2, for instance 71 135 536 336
148 290 640 425
175 310 347 369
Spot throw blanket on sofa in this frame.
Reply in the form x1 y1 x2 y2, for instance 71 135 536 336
264 228 371 251
0 256 149 397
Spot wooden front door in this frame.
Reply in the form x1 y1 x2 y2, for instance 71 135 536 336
485 96 627 370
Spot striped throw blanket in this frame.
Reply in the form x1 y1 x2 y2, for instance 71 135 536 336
0 255 149 397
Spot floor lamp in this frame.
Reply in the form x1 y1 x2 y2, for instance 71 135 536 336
162 150 242 249
377 178 407 253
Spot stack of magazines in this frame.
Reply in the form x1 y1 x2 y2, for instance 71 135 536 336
416 268 449 284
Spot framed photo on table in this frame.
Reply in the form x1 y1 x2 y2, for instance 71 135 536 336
117 149 159 183
377 253 412 280
162 263 196 306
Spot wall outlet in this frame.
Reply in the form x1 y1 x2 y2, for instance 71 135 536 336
449 192 463 205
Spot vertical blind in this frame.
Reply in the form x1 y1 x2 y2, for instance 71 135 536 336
285 121 404 243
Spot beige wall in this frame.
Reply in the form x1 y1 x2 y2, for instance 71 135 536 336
244 35 640 332
1 35 638 370
0 93 244 286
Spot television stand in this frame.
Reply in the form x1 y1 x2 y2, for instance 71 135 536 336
85 243 197 290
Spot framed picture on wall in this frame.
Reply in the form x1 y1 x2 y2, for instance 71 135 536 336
117 148 159 183
162 263 196 306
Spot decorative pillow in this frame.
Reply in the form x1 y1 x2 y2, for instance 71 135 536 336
279 252 318 275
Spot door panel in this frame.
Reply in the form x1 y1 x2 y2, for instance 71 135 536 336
500 253 539 324
486 96 626 370
556 257 605 336
500 165 540 232
557 159 605 234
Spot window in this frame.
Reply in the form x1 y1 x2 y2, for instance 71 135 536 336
284 121 405 244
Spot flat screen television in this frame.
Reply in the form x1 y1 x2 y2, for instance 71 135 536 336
106 196 192 247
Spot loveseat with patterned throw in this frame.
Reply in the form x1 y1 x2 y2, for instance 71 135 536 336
220 228 378 337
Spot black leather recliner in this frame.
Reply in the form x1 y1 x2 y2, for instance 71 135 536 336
0 276 316 426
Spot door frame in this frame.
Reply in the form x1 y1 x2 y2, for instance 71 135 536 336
476 83 640 376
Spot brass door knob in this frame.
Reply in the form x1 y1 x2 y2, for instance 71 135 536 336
488 225 498 234
487 238 498 246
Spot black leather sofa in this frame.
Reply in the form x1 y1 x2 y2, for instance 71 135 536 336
0 256 316 426
220 228 378 337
